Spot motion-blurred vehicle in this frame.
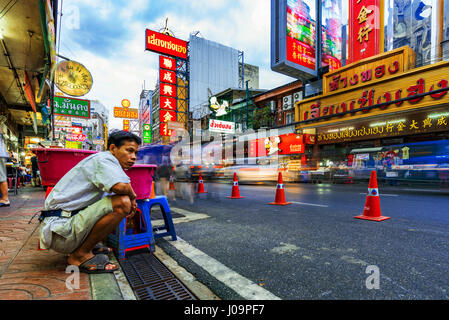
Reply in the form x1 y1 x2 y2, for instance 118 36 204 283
218 157 296 184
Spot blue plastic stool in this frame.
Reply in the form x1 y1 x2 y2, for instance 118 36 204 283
146 196 177 241
108 199 155 260
108 196 177 260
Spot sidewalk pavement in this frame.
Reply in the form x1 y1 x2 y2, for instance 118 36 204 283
0 185 132 300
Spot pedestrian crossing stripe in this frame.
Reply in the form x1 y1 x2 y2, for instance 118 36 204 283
277 184 284 189
367 188 379 196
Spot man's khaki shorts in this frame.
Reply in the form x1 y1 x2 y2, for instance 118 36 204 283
46 196 114 254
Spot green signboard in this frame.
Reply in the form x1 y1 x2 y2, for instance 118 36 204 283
53 96 90 118
143 123 151 143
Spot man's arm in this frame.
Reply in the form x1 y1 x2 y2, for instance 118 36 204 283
110 182 137 217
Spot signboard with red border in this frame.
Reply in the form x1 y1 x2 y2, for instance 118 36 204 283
160 109 177 123
160 83 176 98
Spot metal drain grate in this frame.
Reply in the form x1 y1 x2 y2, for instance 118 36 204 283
134 277 197 300
119 251 197 300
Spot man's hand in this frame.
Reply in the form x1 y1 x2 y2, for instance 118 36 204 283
126 198 138 219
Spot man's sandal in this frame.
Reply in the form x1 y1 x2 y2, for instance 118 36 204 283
92 243 113 255
78 254 119 274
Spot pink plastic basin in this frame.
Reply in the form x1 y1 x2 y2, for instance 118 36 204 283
32 148 98 187
124 164 157 200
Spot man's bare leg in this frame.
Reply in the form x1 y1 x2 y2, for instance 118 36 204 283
67 195 132 270
0 181 9 203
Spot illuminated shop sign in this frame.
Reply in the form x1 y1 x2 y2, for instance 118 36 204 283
113 107 138 119
160 96 176 111
321 0 342 71
160 109 177 123
299 60 449 126
160 83 176 98
316 107 449 144
145 29 188 59
160 55 176 71
54 96 90 119
348 0 381 63
123 119 130 132
209 119 235 134
160 123 174 136
249 133 305 157
323 46 415 94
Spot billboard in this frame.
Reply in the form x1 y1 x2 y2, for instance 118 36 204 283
271 0 343 79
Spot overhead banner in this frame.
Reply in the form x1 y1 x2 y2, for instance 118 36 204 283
145 29 188 59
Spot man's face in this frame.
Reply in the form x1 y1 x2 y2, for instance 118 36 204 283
110 140 139 169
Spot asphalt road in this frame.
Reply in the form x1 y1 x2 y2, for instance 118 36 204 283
155 181 449 300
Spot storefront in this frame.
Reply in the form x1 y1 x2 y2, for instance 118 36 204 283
296 46 449 185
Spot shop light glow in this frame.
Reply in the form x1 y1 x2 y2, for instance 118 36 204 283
327 126 354 133
428 112 449 119
369 119 406 127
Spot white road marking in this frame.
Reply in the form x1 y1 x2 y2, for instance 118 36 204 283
168 237 282 300
291 201 329 207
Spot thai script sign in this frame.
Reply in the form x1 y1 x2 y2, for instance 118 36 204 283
298 60 449 126
323 46 415 94
53 96 90 118
145 29 188 59
114 107 138 119
316 107 449 144
209 119 235 134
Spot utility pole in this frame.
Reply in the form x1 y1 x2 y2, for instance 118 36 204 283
245 80 249 130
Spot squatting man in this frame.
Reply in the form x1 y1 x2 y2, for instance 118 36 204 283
38 130 141 273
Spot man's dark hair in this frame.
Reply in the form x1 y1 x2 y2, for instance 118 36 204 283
107 130 141 149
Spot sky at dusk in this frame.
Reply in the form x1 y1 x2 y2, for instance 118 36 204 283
56 0 296 130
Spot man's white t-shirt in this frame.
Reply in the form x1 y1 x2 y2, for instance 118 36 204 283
44 151 130 211
39 151 131 249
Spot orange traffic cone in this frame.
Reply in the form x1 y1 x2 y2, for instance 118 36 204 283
269 172 291 205
197 173 207 193
354 171 390 221
227 172 244 199
150 181 156 199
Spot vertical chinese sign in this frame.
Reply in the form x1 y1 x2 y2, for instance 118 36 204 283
159 55 177 137
123 119 130 132
349 0 382 63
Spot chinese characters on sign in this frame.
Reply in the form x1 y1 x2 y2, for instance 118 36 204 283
159 55 178 136
349 0 380 63
123 119 130 132
317 109 449 144
286 0 317 71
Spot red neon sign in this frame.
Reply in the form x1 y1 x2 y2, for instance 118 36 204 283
349 0 380 63
145 29 187 59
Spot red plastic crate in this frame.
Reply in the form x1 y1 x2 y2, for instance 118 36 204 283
124 164 157 200
32 148 97 187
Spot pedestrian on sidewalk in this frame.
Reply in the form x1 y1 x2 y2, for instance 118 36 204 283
0 130 10 207
38 130 141 273
30 151 41 187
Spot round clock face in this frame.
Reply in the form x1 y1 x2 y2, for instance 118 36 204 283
55 60 93 96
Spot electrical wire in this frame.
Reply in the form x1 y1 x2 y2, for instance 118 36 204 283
0 0 18 20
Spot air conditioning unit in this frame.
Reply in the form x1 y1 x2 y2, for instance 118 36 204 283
293 91 303 105
282 95 292 110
